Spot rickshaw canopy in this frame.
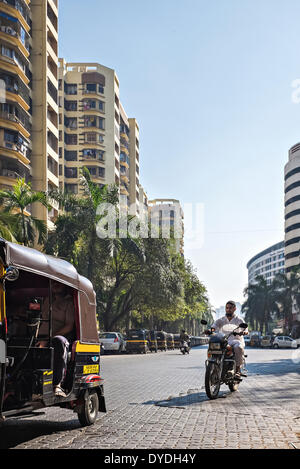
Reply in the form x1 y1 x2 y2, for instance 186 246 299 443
0 238 99 344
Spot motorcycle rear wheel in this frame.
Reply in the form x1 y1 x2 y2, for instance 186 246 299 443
205 362 221 399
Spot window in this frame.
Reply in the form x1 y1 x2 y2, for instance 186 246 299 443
65 117 77 129
65 150 77 161
65 100 77 111
65 167 78 178
82 149 104 160
85 133 104 144
4 129 17 143
65 184 78 194
65 83 77 95
85 83 104 94
1 46 14 59
65 134 77 145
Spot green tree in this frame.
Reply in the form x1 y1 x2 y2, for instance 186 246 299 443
272 267 300 332
0 210 18 242
242 276 279 333
0 179 50 246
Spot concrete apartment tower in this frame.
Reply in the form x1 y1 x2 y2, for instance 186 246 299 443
58 59 141 213
285 143 300 322
0 0 59 228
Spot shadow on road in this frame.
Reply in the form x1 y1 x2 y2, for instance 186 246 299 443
0 416 81 449
246 358 300 376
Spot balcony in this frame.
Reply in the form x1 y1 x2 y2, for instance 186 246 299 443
82 83 104 97
82 115 105 130
87 167 105 180
0 49 29 85
81 133 104 146
4 83 30 111
81 99 104 114
120 184 129 197
0 0 31 32
47 78 57 104
120 171 129 184
81 148 105 162
0 109 30 138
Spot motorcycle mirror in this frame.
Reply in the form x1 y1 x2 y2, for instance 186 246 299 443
201 320 208 325
239 323 248 329
4 266 19 282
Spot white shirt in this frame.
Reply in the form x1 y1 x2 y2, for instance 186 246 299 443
211 315 248 346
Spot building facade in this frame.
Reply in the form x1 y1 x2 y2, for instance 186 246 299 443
284 143 300 273
247 241 285 286
0 0 59 227
58 60 140 213
285 143 300 322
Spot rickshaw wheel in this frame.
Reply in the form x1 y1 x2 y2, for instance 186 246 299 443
77 390 99 427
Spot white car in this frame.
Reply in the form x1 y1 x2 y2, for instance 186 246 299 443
99 332 126 353
273 336 297 349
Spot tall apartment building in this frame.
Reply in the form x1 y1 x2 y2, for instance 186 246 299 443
58 60 141 213
285 143 300 322
285 143 300 273
148 198 184 255
0 0 59 227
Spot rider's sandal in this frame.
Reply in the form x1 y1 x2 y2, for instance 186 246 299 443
54 385 67 398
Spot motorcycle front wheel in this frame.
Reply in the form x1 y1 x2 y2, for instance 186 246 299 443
205 361 221 399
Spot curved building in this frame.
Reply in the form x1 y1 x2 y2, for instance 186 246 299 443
247 241 285 285
285 143 300 272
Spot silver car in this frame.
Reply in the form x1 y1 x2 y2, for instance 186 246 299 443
99 332 126 353
273 336 297 349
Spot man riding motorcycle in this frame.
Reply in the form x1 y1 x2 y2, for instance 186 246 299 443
179 329 190 346
210 301 248 378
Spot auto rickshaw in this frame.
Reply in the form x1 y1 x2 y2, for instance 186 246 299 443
156 331 167 351
166 333 175 350
149 330 158 353
173 334 181 349
125 329 150 353
0 238 106 426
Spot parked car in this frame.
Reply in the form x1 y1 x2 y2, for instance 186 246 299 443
261 335 272 348
250 333 261 347
99 332 126 353
244 335 251 347
273 336 297 349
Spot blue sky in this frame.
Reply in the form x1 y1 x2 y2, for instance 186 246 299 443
59 0 300 309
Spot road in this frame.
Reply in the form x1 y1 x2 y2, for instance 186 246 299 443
0 345 300 449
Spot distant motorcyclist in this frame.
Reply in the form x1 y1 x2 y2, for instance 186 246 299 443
211 301 248 378
179 329 190 347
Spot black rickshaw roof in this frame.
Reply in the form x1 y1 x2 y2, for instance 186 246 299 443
0 238 95 303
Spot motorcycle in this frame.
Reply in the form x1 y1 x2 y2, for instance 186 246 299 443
201 319 248 400
180 340 190 354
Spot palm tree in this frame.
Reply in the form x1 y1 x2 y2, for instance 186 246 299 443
272 267 300 332
0 178 50 246
0 211 18 242
243 276 279 333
